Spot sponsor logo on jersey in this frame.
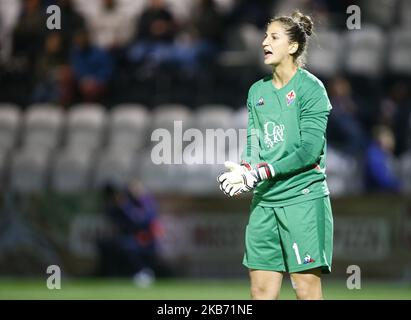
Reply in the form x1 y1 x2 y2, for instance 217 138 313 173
257 97 265 106
264 121 285 148
286 89 296 106
303 254 315 264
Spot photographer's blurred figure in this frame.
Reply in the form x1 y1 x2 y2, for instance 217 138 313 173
99 180 164 287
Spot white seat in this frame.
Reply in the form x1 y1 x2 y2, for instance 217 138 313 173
344 25 386 77
399 0 411 26
0 103 21 152
307 30 342 77
326 146 363 196
0 150 8 190
139 150 183 194
94 148 136 188
108 104 150 151
387 29 411 75
195 105 233 130
232 106 248 129
66 104 106 151
195 105 236 156
400 151 411 193
181 160 226 195
360 0 398 27
152 104 192 132
10 147 50 193
23 103 64 151
151 104 192 160
51 148 94 193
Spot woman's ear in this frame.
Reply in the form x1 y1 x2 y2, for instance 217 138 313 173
289 42 298 55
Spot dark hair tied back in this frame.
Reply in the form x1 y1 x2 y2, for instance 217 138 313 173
269 10 314 66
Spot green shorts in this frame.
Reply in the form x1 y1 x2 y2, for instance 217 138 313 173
243 196 333 274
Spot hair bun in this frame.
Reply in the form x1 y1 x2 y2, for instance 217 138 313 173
291 10 313 37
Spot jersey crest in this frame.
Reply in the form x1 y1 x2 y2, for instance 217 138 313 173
286 90 296 106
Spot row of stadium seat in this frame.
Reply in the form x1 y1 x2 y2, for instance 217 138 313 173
235 25 411 78
1 102 411 195
1 135 411 196
0 103 248 155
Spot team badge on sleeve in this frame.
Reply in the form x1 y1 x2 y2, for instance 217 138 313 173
286 90 296 106
257 97 265 106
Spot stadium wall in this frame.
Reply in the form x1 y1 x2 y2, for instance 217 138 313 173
0 193 410 280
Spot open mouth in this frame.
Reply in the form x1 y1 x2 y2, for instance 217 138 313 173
264 48 273 58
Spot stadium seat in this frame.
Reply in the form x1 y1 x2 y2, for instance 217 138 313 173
9 147 50 193
66 104 106 152
152 104 192 132
218 23 269 72
195 105 236 156
387 29 411 75
108 104 150 151
139 150 183 194
399 151 411 193
195 104 233 130
239 24 265 64
181 162 225 195
399 0 411 26
232 107 248 130
344 25 386 77
0 104 21 153
226 108 248 162
51 148 94 193
22 104 64 151
306 30 342 78
360 0 398 28
151 104 192 158
326 146 363 196
93 148 136 188
0 150 8 190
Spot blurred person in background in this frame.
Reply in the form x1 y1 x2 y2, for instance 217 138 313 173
56 0 85 50
87 0 135 51
127 0 178 75
327 76 367 155
218 10 333 300
378 81 411 156
365 125 403 193
273 0 331 30
32 32 74 105
226 0 273 30
98 180 165 286
71 28 113 103
11 0 45 61
11 0 45 76
171 0 225 76
193 0 224 51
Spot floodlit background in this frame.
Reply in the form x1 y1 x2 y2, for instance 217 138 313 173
0 0 410 299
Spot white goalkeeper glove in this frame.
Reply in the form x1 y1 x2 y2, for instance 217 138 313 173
217 161 275 197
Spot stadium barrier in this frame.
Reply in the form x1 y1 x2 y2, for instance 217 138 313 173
0 192 410 280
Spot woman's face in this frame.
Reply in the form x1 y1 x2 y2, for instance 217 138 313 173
262 21 297 66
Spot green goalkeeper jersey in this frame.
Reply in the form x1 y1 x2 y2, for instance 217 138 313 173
241 68 332 207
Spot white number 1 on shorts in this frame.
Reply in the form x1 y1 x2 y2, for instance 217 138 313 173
292 242 302 265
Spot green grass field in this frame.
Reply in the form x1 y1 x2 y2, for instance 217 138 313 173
0 278 410 300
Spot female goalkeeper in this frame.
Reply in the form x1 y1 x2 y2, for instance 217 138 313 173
218 10 333 300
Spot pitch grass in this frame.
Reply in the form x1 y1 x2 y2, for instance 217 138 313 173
0 278 410 300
